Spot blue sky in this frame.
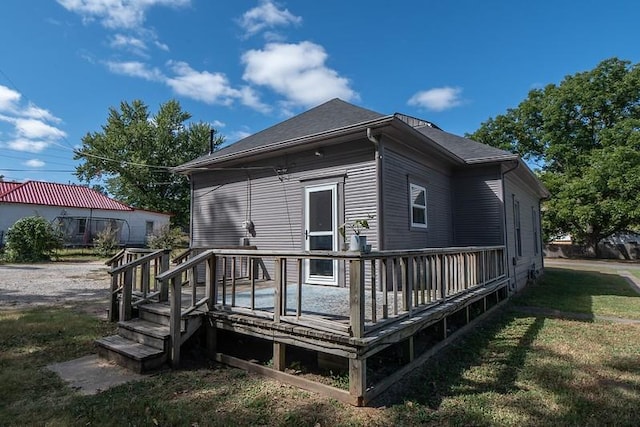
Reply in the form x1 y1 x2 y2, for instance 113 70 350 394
1 0 639 184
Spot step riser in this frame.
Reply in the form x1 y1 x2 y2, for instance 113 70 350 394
96 345 167 374
118 327 167 351
139 310 186 329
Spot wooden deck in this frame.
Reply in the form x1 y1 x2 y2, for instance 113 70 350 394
106 246 510 406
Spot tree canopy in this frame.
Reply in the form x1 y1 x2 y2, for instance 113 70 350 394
469 58 640 255
75 99 223 229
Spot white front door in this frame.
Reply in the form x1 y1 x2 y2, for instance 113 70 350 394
304 184 338 285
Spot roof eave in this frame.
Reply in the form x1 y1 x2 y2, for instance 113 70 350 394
174 115 396 173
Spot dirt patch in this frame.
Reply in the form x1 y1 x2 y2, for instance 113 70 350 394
0 261 111 317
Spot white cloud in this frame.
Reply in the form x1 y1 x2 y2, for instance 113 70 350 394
0 85 21 112
14 118 67 140
57 0 190 30
408 87 463 112
211 120 225 128
238 0 302 38
0 85 66 153
165 61 242 106
7 139 50 153
242 42 357 108
109 33 148 55
24 159 45 168
106 60 165 81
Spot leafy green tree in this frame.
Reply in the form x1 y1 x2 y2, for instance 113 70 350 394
4 216 63 262
75 99 224 229
469 58 640 256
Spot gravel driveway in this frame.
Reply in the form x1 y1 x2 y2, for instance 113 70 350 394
0 261 111 315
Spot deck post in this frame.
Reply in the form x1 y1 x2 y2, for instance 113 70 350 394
349 357 366 406
109 274 119 322
159 250 170 302
120 268 133 321
274 258 282 322
273 342 286 371
205 254 217 309
205 317 217 358
169 276 181 367
349 258 365 338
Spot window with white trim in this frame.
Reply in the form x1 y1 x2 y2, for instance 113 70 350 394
409 183 427 228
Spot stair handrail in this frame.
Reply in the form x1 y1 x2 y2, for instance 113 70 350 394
156 249 217 367
109 248 171 322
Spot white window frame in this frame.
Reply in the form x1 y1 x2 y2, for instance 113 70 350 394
409 183 428 228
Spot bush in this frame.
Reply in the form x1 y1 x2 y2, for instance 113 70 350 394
147 224 187 250
4 216 63 262
93 225 120 257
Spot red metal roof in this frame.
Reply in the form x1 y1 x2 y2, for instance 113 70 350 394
0 181 21 197
0 181 133 211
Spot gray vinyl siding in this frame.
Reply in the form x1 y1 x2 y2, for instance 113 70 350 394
451 166 504 246
191 139 377 285
381 145 453 250
504 172 544 291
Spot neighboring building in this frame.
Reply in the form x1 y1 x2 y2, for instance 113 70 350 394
177 99 548 291
0 180 170 247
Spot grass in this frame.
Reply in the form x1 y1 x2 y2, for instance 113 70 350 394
512 267 640 320
1 267 639 426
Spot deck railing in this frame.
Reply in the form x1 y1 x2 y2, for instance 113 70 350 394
149 245 505 364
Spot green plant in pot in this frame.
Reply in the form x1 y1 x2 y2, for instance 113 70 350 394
339 215 373 252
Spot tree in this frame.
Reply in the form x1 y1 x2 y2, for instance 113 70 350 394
75 100 224 229
469 58 640 256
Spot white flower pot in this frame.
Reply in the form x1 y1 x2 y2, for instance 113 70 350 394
349 235 367 251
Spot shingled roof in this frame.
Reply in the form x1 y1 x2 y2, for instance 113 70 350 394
178 98 515 170
0 181 133 211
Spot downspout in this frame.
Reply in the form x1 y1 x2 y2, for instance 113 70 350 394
501 160 519 292
367 128 383 252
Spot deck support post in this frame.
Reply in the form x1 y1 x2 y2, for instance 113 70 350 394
274 258 282 322
169 276 181 367
349 357 366 406
159 250 170 302
273 342 286 371
205 318 217 358
349 259 365 338
120 268 133 321
110 274 119 322
206 254 217 310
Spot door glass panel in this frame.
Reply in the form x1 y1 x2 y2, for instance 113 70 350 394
310 259 333 276
309 190 332 232
310 235 332 251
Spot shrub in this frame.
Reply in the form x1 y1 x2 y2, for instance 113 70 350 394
147 224 187 250
4 216 63 262
93 225 120 257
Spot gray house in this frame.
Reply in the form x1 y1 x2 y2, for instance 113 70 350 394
99 99 550 405
177 98 548 292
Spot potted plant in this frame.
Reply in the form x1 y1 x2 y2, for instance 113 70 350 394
339 214 373 252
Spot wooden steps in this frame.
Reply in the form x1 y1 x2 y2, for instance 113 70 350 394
96 303 203 373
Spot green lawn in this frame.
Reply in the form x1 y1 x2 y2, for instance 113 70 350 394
1 268 639 426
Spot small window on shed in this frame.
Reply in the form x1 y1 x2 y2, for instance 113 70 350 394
146 221 154 236
410 183 427 228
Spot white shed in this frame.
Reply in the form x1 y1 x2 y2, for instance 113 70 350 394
0 181 170 247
